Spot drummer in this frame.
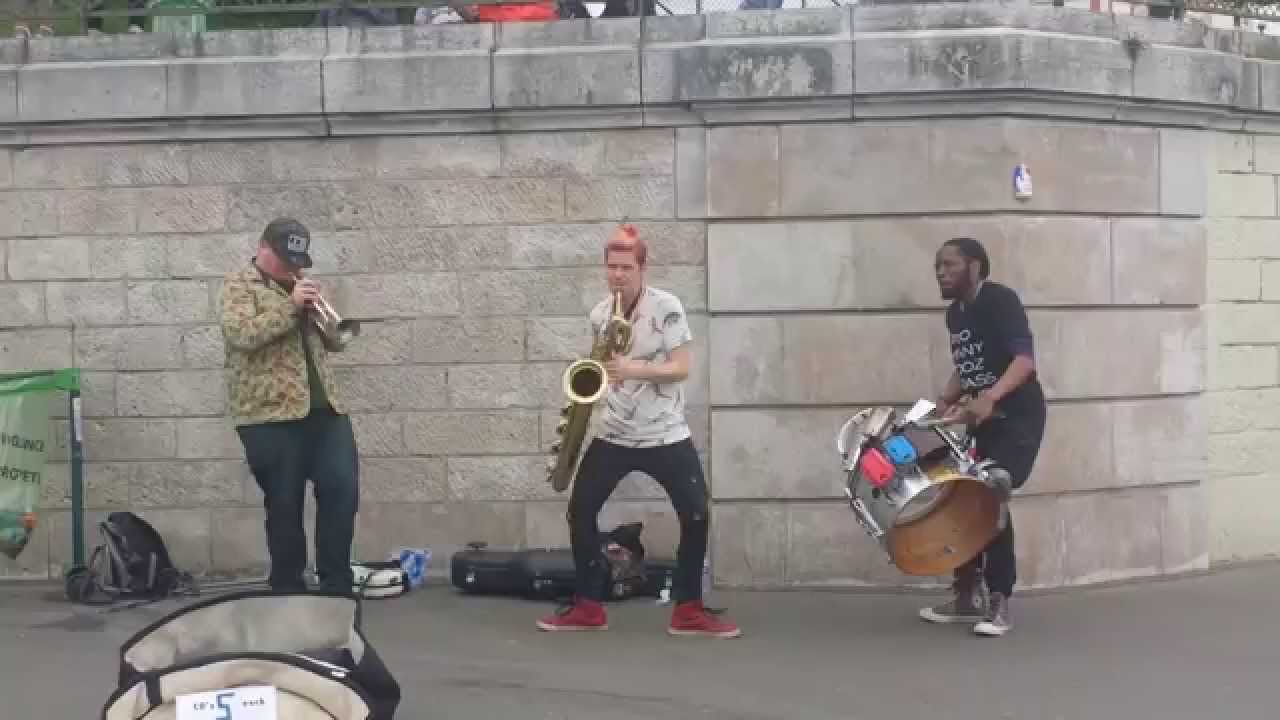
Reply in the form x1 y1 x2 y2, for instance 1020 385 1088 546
921 236 1047 638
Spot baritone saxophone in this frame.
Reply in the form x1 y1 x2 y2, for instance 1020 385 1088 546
546 291 634 493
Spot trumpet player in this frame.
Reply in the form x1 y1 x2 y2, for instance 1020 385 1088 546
536 224 741 639
219 217 360 595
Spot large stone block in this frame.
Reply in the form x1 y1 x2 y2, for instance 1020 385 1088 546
326 320 413 368
925 121 1161 215
138 188 229 234
0 66 17 125
334 273 460 319
335 179 567 228
855 28 1133 98
312 227 492 275
323 25 493 114
707 316 784 405
175 418 242 461
0 328 72 372
210 507 269 574
643 8 853 103
331 366 447 413
710 408 859 500
127 280 211 324
83 419 177 461
58 188 139 235
705 126 779 218
525 317 591 361
1033 309 1204 399
709 216 1118 312
411 317 524 363
1113 396 1207 488
1208 429 1280 478
1210 345 1278 390
404 411 541 455
1059 489 1164 586
1208 474 1280 563
74 326 182 371
447 455 557 502
116 371 227 417
19 62 167 122
226 184 336 233
1159 129 1209 217
1207 259 1260 301
372 136 501 181
1259 261 1280 301
126 460 247 508
360 457 448 503
709 313 936 406
0 283 46 327
565 176 674 222
1216 132 1255 173
15 144 189 189
167 58 322 118
460 269 591 316
710 503 788 587
1021 401 1114 496
8 237 92 280
45 281 126 326
1133 45 1244 107
92 236 169 279
1112 219 1206 306
0 192 57 238
1209 302 1280 344
1210 388 1280 434
446 363 562 410
493 20 640 108
349 413 405 457
1208 173 1275 218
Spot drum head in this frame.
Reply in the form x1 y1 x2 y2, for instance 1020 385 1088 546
885 473 1002 577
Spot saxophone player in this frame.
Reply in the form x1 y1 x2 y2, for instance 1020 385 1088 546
536 224 742 639
219 218 360 595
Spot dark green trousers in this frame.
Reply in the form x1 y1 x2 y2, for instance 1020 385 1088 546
236 408 359 593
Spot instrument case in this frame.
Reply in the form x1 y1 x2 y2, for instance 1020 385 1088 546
450 542 678 602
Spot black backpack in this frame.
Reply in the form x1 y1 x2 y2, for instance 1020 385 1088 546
64 511 195 606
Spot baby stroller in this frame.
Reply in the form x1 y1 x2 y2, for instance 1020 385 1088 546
100 590 401 720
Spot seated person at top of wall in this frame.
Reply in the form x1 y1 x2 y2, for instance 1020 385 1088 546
445 0 652 22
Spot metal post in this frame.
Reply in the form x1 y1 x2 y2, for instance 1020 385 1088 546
69 389 85 567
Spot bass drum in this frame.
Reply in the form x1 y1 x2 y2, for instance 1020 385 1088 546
845 422 1004 577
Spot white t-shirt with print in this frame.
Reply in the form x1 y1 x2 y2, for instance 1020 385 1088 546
589 286 692 448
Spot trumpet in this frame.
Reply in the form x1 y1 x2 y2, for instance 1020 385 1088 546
294 272 361 350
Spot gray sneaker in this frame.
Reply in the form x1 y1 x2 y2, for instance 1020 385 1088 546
973 592 1011 637
919 570 987 624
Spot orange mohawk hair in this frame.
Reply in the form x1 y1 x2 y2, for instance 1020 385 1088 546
605 223 647 265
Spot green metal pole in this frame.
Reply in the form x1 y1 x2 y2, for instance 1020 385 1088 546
69 389 84 567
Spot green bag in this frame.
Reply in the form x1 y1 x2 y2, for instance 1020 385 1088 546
0 370 78 560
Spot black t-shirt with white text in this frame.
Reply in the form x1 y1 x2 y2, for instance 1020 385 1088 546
945 281 1045 421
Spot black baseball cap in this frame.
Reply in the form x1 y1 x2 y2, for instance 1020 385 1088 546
262 217 313 269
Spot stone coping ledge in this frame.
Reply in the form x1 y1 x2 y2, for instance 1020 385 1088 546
3 1 1280 143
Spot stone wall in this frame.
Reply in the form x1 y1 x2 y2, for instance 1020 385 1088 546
1207 132 1280 564
0 1 1270 590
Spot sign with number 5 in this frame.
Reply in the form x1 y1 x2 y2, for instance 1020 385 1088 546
176 685 278 720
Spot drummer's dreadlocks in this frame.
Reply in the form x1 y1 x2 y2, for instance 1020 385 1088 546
943 237 991 280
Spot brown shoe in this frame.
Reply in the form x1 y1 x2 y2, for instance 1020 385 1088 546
920 563 987 624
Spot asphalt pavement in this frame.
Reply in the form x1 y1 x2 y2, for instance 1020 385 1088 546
2 562 1277 720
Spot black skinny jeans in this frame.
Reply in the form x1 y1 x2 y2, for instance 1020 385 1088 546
236 408 360 594
962 411 1046 597
568 437 709 604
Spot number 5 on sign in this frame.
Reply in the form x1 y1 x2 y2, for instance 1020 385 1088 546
176 685 278 720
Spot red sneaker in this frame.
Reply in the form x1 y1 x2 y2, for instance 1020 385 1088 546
536 598 608 632
668 600 742 638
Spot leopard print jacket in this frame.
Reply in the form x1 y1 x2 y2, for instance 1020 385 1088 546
220 263 346 426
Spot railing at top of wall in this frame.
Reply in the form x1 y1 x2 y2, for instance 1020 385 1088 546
0 0 849 34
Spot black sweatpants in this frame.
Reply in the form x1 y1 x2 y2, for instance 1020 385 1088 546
236 409 360 594
568 437 709 604
963 412 1045 597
